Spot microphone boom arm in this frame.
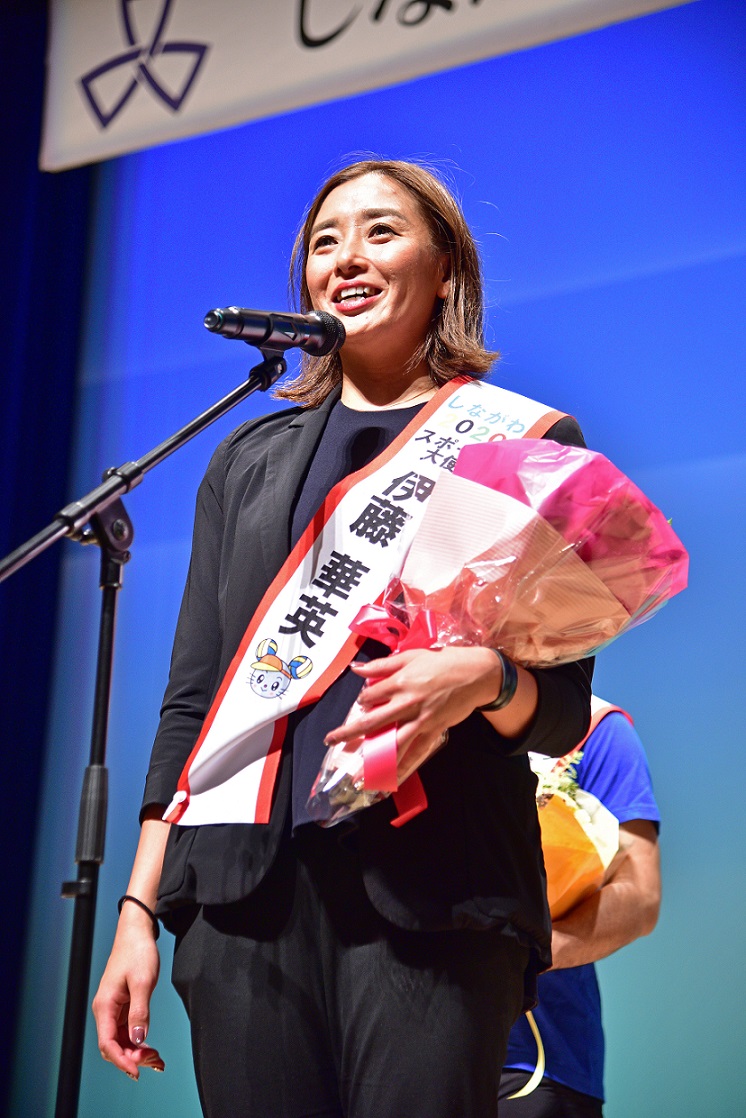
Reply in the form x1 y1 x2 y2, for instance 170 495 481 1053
0 351 286 583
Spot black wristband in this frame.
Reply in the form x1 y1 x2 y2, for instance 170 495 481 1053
476 649 519 712
118 894 160 940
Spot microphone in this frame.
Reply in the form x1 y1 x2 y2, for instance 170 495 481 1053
204 307 345 356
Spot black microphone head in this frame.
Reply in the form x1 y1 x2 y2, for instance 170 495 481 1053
307 311 346 356
203 306 345 354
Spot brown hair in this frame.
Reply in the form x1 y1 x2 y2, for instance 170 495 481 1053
275 159 497 407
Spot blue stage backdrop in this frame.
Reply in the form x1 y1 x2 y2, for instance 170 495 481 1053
11 1 744 1114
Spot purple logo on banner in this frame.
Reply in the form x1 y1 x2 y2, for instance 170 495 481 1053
79 0 209 128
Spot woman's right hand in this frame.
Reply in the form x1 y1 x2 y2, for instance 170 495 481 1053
92 900 165 1079
92 898 165 1078
92 810 171 1079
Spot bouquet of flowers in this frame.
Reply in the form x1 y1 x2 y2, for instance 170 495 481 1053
307 439 688 826
530 749 624 919
395 438 688 664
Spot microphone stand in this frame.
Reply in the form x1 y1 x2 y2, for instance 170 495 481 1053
0 349 287 1118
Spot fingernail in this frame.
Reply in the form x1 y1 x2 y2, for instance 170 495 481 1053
131 1027 146 1046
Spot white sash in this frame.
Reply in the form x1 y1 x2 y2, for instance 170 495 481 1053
165 376 565 826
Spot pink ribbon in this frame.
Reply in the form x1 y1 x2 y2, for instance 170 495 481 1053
349 606 441 827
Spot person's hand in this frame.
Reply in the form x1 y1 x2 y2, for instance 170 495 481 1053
323 646 504 779
92 902 164 1080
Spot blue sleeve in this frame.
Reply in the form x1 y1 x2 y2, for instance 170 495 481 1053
574 712 660 828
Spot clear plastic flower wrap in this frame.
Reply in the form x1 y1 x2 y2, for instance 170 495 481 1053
307 440 688 826
397 439 688 664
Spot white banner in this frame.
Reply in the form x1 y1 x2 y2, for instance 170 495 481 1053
41 0 692 171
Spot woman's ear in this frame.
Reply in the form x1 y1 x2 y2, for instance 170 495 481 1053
437 254 451 300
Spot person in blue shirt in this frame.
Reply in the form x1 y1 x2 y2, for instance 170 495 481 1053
500 700 661 1117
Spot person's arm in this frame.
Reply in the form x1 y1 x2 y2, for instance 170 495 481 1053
324 414 594 765
323 646 537 773
550 818 661 969
323 639 590 777
92 808 170 1079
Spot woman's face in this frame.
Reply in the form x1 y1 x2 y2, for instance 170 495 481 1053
305 172 449 372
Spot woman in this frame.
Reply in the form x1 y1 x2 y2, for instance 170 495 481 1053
93 159 592 1118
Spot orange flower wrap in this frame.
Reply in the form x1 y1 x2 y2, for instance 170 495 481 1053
536 786 619 919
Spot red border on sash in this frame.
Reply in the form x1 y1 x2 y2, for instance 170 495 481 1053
525 409 568 439
254 717 287 824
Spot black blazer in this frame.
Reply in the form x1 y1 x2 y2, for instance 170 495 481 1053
145 385 592 959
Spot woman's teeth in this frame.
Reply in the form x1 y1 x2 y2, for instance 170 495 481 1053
337 286 375 302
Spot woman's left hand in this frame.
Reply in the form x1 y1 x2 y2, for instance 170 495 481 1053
323 646 507 779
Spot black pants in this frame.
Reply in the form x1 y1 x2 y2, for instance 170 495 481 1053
172 824 528 1118
499 1071 604 1117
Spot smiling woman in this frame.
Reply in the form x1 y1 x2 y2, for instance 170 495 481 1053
92 157 593 1118
304 174 451 398
278 158 495 406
